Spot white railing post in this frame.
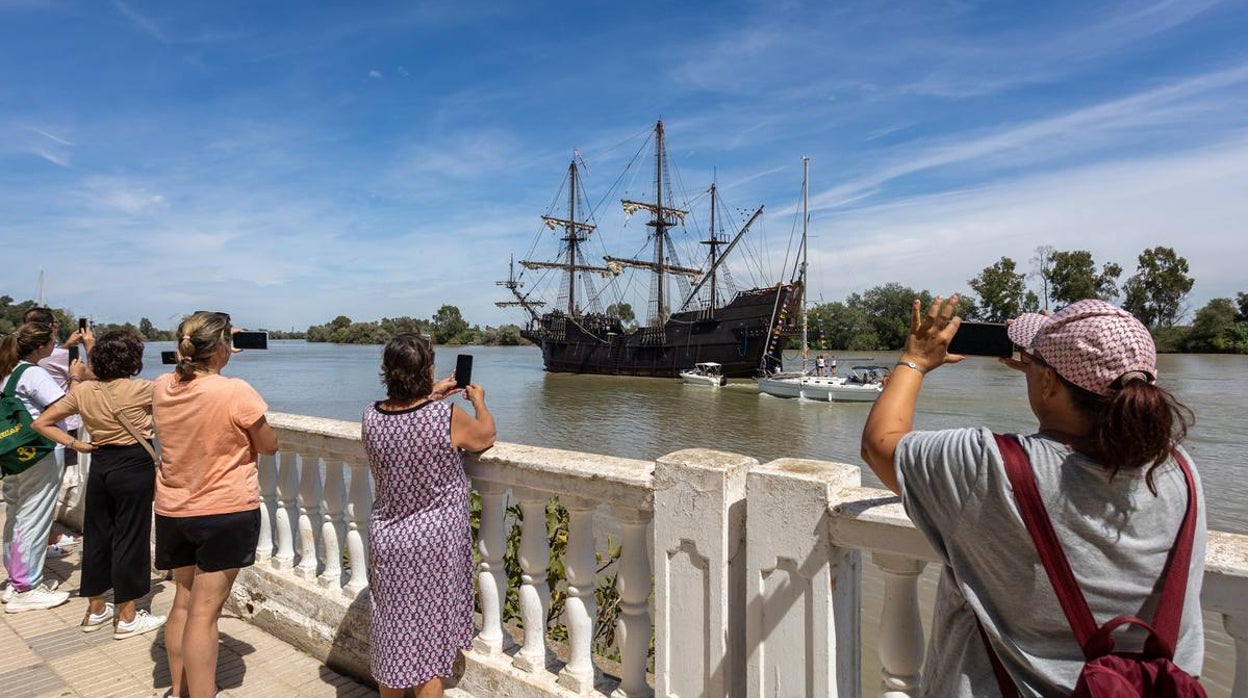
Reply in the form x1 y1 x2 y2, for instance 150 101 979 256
557 496 598 693
746 459 862 698
473 481 511 657
343 457 371 597
272 451 299 569
610 505 653 698
318 459 347 588
653 448 755 698
873 552 927 698
256 452 278 562
295 452 322 579
512 489 551 674
1224 613 1247 697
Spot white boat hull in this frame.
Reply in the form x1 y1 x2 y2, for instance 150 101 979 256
681 372 726 387
757 375 882 402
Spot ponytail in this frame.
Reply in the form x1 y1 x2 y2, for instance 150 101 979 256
1065 377 1194 494
173 312 231 381
0 323 56 378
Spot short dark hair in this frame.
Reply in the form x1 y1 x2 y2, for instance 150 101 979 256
23 307 55 324
380 333 434 402
89 329 145 380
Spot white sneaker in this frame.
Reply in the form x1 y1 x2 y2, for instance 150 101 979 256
4 583 70 613
81 602 116 632
1 582 11 604
51 534 79 547
45 544 70 559
114 609 166 639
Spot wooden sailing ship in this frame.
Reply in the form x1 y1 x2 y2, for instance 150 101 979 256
496 120 800 378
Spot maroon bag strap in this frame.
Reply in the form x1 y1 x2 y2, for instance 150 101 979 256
992 433 1197 658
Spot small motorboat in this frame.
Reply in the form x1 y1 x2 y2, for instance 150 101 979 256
680 362 728 387
757 365 888 403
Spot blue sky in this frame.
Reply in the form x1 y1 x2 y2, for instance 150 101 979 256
3 0 1247 331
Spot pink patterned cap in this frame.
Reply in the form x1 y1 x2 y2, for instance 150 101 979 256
1006 299 1156 396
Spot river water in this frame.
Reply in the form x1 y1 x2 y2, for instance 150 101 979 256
139 341 1244 693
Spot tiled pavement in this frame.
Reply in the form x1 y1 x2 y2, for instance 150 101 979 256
1 522 382 698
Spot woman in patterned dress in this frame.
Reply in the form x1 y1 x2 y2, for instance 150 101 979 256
362 333 496 698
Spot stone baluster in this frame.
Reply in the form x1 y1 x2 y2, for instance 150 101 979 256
873 553 927 698
318 459 347 588
558 496 598 693
272 451 300 569
255 452 278 562
512 489 551 673
610 505 653 698
473 481 511 656
1225 613 1248 698
295 452 323 579
654 449 755 698
343 457 372 597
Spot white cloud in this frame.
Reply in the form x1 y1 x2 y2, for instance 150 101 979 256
368 69 383 79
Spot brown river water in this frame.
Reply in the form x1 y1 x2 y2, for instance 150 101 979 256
142 342 1245 694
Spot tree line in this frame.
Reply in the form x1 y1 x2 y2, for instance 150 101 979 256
304 305 530 346
0 296 304 343
803 246 1247 354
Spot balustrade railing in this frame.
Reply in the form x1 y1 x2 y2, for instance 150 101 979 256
242 413 1244 698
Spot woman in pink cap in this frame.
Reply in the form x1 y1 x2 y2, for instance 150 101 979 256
861 297 1204 696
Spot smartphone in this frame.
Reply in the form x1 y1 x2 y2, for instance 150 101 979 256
78 317 88 332
232 331 269 350
68 346 80 362
947 321 1013 358
161 350 178 365
455 354 473 389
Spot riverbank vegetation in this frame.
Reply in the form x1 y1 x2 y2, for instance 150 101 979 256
304 305 529 346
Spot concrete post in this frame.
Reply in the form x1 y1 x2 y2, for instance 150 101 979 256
745 458 862 697
513 489 552 674
874 552 927 698
653 448 755 698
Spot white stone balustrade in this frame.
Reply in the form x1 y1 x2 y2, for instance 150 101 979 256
205 413 1246 698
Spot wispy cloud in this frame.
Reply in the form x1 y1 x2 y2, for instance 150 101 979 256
111 0 168 44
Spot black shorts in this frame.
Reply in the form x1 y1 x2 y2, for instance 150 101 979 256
154 509 261 572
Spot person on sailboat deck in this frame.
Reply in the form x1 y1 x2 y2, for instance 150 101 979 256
860 297 1205 696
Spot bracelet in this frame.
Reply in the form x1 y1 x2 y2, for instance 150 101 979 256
68 439 78 449
895 360 926 375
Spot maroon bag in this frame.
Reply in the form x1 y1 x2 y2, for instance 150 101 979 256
985 434 1206 698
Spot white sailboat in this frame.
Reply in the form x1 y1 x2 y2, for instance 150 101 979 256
757 159 886 403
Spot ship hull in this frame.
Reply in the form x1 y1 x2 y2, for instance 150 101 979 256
522 285 795 378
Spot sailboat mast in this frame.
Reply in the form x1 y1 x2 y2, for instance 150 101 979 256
801 156 809 360
654 121 666 326
708 182 718 310
567 160 579 316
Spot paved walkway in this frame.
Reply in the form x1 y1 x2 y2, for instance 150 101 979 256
1 521 382 698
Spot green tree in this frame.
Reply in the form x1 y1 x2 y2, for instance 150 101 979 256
139 317 157 340
809 301 878 350
1184 298 1244 353
1121 247 1194 328
1236 292 1248 322
968 257 1027 322
330 315 353 331
847 283 934 349
1048 250 1122 307
431 305 468 344
605 302 636 330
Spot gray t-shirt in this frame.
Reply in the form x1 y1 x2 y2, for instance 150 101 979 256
895 427 1205 697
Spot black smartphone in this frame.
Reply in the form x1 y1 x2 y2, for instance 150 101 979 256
78 317 88 332
455 354 473 389
161 350 178 365
232 331 269 350
947 321 1013 357
68 346 80 362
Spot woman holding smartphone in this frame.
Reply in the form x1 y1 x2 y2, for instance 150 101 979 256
152 311 277 698
362 333 495 698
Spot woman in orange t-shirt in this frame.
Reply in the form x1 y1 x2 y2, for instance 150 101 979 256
152 311 277 698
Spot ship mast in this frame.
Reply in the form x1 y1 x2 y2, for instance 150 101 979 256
494 255 546 320
800 156 809 362
701 182 721 311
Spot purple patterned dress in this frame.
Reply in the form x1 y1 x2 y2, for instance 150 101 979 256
362 400 473 688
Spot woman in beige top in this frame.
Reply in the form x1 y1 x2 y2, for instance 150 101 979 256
34 329 167 639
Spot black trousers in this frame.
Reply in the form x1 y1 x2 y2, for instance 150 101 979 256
80 443 156 603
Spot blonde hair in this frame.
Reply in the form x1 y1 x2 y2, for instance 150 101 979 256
0 322 56 378
174 312 232 381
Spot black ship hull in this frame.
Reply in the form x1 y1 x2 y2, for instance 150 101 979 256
521 285 796 378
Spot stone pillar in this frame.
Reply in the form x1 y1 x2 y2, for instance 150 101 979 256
873 552 927 698
342 457 371 598
513 490 551 673
318 459 347 588
273 451 299 569
611 505 653 698
256 452 278 562
473 481 512 657
745 458 862 698
295 452 322 579
653 448 755 698
558 496 599 694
